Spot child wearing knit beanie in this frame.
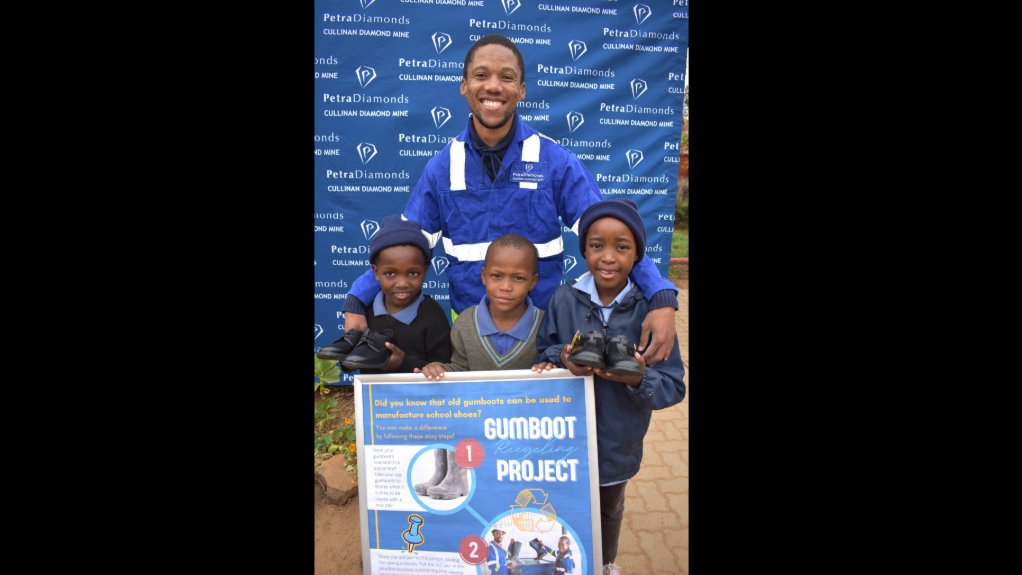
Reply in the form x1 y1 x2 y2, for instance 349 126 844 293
533 199 687 572
338 215 453 373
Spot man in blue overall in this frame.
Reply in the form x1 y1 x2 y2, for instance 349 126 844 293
486 528 513 575
343 34 679 365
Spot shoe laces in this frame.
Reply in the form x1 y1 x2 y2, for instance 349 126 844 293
360 329 393 352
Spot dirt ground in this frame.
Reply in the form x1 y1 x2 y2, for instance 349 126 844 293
314 263 688 574
314 387 361 575
314 482 362 574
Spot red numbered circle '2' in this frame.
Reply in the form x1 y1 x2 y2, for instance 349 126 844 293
455 438 484 469
458 535 488 564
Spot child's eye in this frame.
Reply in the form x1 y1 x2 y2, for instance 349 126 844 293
409 271 420 277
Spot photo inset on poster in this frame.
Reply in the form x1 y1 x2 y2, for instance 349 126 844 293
482 494 586 574
409 444 476 513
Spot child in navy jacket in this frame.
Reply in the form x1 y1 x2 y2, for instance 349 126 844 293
533 199 686 574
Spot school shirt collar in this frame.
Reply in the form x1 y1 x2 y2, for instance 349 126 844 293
475 294 536 341
372 291 425 324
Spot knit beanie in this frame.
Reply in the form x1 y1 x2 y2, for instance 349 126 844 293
578 199 646 261
369 215 431 264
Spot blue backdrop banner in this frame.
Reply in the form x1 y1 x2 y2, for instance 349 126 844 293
315 0 689 381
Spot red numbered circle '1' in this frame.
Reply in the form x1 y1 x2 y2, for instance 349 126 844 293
458 535 488 564
455 438 484 469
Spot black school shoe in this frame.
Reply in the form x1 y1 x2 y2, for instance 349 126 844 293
316 329 365 361
341 329 394 370
604 334 644 377
568 331 607 368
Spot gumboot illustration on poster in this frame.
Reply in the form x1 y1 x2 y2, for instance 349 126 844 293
354 370 602 575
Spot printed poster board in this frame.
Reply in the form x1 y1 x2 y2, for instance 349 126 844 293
355 369 601 574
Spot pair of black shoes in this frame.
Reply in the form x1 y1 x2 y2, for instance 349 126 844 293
568 331 643 376
316 328 394 370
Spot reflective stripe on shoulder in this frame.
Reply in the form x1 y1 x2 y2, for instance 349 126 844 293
522 134 540 162
520 134 540 190
450 139 466 191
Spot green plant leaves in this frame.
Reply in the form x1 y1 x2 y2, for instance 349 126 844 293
314 355 342 385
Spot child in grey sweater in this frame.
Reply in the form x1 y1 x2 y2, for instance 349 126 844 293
415 233 544 378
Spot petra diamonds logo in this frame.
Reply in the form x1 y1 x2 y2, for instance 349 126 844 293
432 106 452 129
502 0 522 16
566 111 585 133
361 219 381 240
626 149 644 169
432 32 453 54
431 256 450 275
630 78 648 100
633 4 652 25
562 255 578 274
568 40 587 62
314 324 324 340
357 142 378 165
355 65 377 88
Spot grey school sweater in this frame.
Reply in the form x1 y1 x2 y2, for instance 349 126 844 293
438 305 545 372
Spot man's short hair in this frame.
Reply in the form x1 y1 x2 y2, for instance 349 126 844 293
463 34 525 84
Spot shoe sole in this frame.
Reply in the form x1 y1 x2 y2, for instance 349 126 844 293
569 352 606 368
341 357 391 370
427 491 467 500
316 352 348 361
343 361 390 371
606 365 643 376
